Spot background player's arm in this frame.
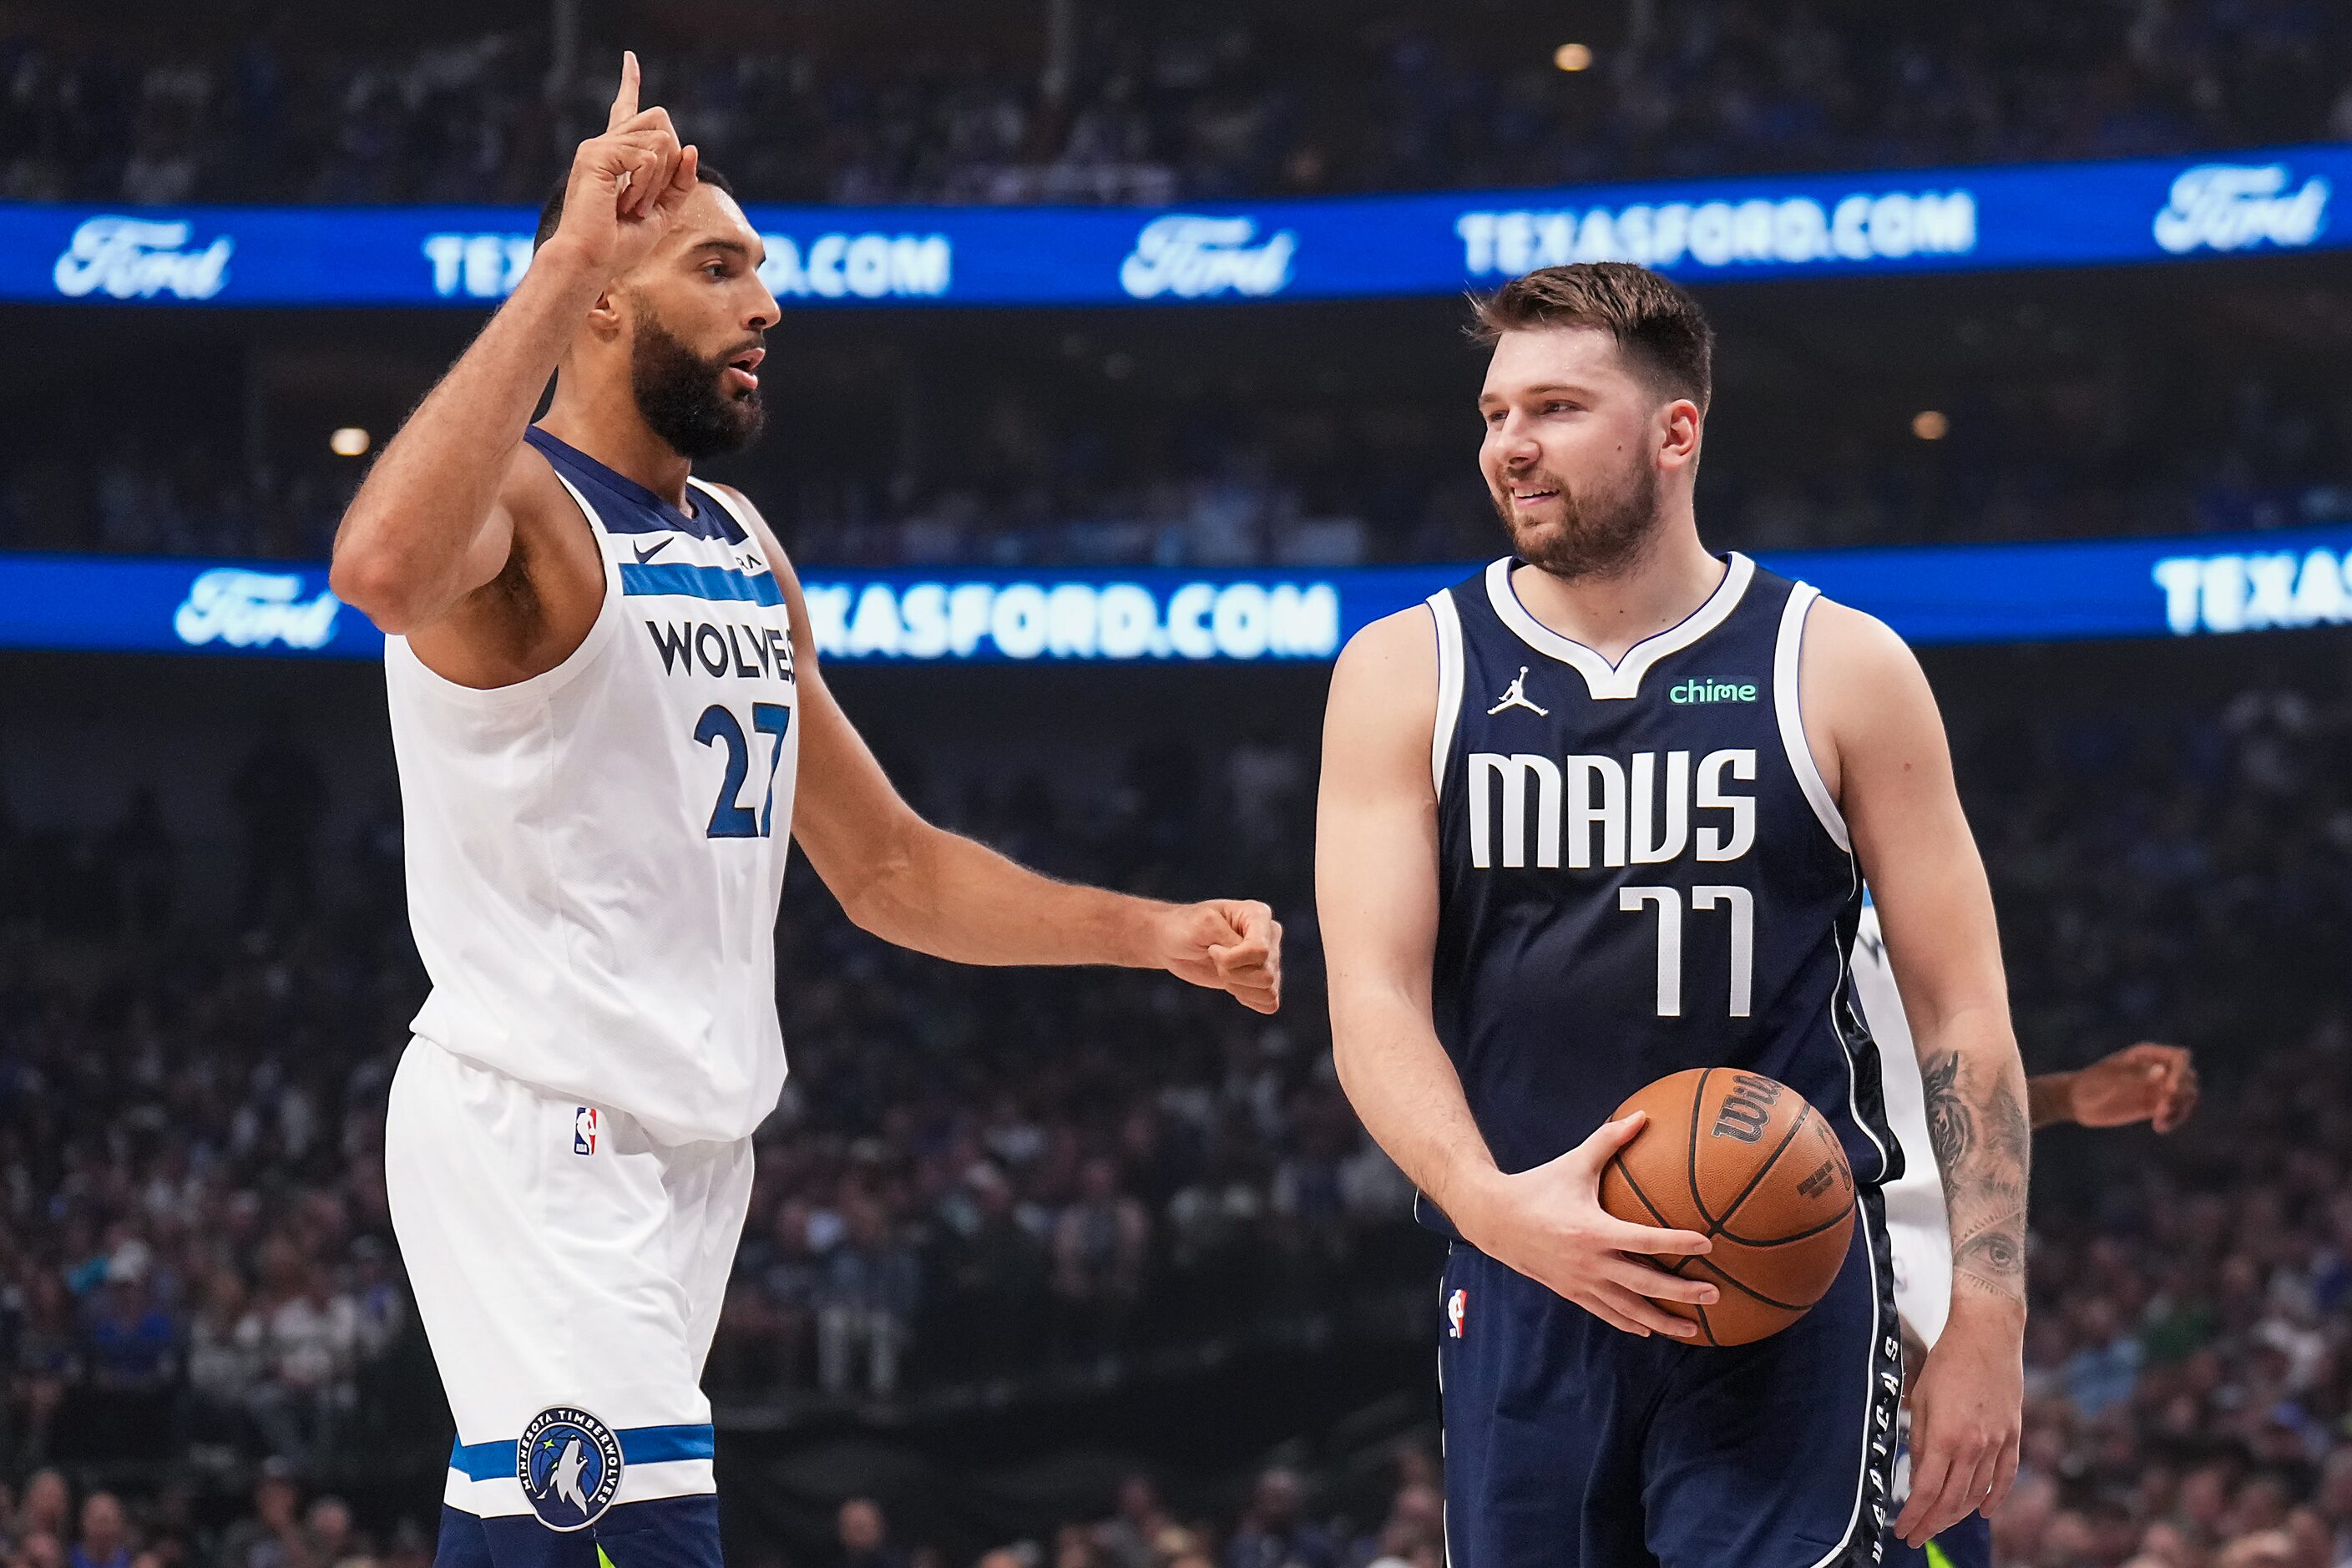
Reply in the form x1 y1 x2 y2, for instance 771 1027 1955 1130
331 56 695 644
1804 601 2025 1546
2030 1044 2198 1130
723 493 1279 1014
1317 610 1714 1337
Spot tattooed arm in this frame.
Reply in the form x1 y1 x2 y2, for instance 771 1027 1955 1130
1799 599 2027 1550
1920 1045 2031 1302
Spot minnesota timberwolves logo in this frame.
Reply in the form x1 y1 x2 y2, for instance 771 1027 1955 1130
517 1406 624 1530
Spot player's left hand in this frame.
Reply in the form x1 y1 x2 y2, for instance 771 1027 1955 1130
1156 899 1282 1014
2070 1042 2198 1132
1895 1303 2022 1548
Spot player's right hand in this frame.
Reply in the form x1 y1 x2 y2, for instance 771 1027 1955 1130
1459 1111 1717 1338
549 52 700 281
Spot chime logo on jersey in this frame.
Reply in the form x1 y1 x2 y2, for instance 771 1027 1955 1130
1447 1288 1468 1338
574 1107 599 1156
518 1406 624 1530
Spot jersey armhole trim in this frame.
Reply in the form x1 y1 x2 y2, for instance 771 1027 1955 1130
383 467 623 711
1773 582 1851 852
1427 589 1465 802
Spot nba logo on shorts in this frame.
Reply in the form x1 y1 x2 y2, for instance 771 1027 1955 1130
1447 1287 1468 1338
574 1107 599 1156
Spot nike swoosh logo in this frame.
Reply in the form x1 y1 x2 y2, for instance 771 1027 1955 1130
633 538 675 564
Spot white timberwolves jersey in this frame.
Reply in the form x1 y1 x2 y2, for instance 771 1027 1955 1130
385 429 800 1146
1849 900 1953 1348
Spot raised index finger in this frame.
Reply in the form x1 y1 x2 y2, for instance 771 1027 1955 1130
608 50 640 131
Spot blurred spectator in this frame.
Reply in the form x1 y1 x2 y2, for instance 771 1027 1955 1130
837 1498 903 1568
8 1280 78 1464
1222 1469 1336 1568
813 1201 919 1401
214 1464 306 1568
66 1495 125 1568
15 1474 68 1544
301 1498 354 1568
1092 1474 1174 1568
1050 1159 1150 1357
1344 1482 1440 1568
83 1265 174 1397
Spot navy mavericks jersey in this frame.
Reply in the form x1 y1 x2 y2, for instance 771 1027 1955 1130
1420 553 1899 1234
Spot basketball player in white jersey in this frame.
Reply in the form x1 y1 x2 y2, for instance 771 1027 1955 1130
329 58 1281 1568
1851 900 2196 1567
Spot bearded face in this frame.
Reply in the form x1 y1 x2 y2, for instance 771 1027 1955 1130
630 306 766 460
1485 439 1663 581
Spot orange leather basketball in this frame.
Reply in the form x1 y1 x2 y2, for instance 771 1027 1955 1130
1596 1068 1857 1346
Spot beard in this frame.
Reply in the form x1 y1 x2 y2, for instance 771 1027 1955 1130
630 311 766 460
1488 454 1662 581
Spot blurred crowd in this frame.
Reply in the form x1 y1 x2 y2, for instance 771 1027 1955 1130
0 659 2349 1567
757 369 2352 569
4 366 2348 568
3 1 2349 207
0 718 1422 1454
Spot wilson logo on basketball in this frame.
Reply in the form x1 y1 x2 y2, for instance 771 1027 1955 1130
1708 1073 1783 1144
1599 1068 1856 1345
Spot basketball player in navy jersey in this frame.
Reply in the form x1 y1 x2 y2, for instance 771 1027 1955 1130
1318 263 2029 1565
331 57 1279 1568
1853 900 2197 1568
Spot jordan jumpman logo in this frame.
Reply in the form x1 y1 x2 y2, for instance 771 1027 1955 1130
1487 666 1549 716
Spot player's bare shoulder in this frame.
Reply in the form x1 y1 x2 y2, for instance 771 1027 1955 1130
1319 606 1444 811
1793 592 1945 804
400 439 604 687
1325 607 1440 748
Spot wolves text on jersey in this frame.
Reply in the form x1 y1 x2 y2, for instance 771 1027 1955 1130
644 617 797 683
1465 747 1756 871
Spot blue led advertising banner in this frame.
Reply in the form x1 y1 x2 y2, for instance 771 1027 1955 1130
1 145 2339 309
3 524 2348 665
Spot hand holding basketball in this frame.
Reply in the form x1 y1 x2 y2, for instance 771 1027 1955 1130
1454 1111 1718 1338
549 52 701 279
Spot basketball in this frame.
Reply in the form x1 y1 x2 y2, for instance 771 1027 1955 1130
1598 1069 1858 1346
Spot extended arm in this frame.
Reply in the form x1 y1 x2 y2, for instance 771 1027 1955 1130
753 524 1278 1013
2029 1044 2198 1131
331 55 695 636
1318 610 1712 1335
1808 602 2025 1546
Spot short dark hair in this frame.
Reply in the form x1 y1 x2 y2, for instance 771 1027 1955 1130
534 164 736 252
1470 261 1714 412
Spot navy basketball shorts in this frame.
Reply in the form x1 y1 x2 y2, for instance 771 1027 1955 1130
1889 1419 1994 1568
1439 1188 1900 1568
386 1040 751 1568
1887 1516 1992 1568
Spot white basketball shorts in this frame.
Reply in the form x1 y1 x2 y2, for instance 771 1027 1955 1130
384 1039 754 1529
